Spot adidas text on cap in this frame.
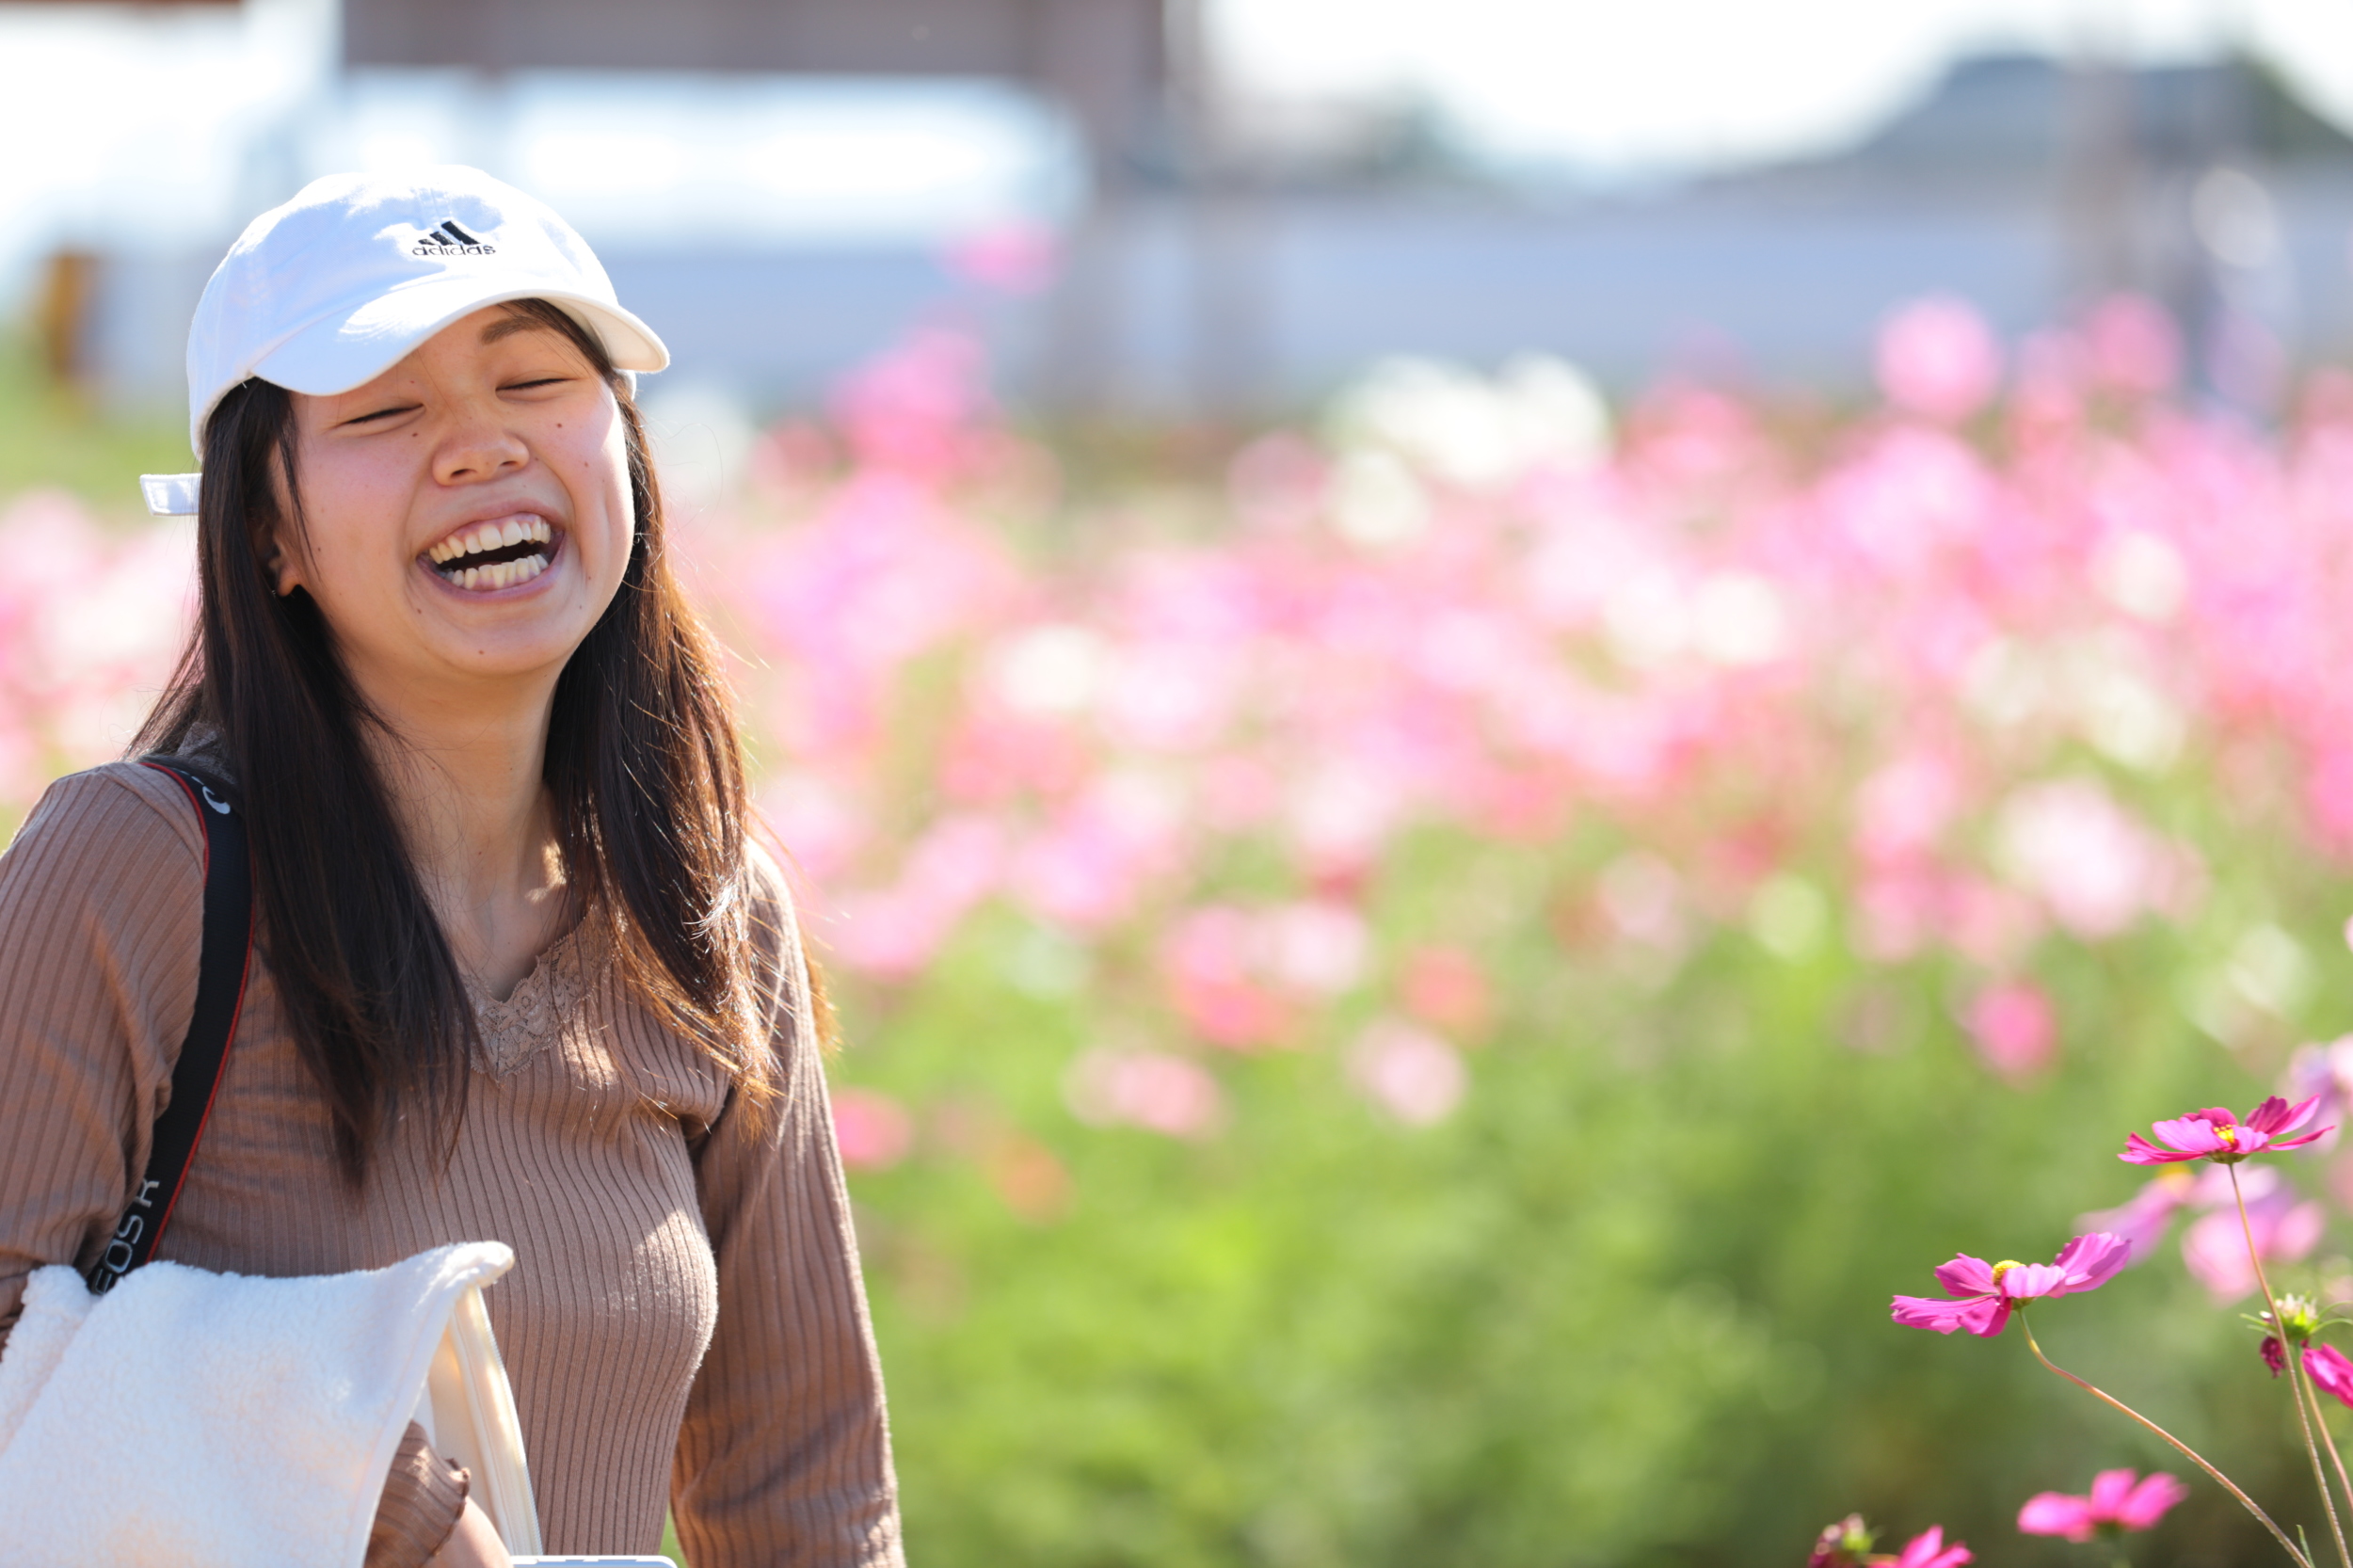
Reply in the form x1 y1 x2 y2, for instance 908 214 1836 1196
179 166 666 461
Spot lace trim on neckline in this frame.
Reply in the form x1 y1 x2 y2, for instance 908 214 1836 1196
467 918 609 1079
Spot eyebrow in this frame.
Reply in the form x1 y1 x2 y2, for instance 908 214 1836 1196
480 314 559 345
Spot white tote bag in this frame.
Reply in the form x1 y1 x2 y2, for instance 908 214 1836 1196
0 1240 669 1567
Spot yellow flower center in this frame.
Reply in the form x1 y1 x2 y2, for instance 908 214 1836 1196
1992 1260 2025 1283
2217 1124 2241 1146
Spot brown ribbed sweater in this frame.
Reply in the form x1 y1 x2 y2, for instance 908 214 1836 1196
0 762 904 1566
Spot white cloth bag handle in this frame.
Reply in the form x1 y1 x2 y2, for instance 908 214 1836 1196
412 1280 543 1554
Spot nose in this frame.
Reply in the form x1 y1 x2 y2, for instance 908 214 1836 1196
433 401 530 486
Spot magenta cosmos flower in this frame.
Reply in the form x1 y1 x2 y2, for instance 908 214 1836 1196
2121 1096 2330 1165
2270 1337 2353 1409
1891 1234 2131 1337
2017 1469 2188 1540
1886 1527 1972 1568
1808 1518 1971 1568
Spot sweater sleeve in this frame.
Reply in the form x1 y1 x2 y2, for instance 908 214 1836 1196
0 766 203 1339
670 854 904 1568
367 1422 472 1568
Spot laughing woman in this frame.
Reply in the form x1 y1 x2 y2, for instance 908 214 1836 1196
0 170 903 1567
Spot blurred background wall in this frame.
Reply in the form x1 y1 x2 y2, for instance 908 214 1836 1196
8 0 2353 422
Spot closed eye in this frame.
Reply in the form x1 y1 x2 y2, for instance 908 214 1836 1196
339 403 418 427
504 376 574 392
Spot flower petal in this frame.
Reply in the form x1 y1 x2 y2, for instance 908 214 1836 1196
1892 1526 1974 1568
1932 1254 1998 1298
2269 1126 2336 1152
2076 1176 2193 1261
1899 1526 1945 1563
2308 1344 2353 1408
2117 1472 2189 1529
1893 1293 1978 1333
1999 1262 2068 1300
1893 1291 2010 1336
2148 1114 2232 1155
2051 1232 2132 1295
2121 1133 2201 1165
2242 1095 2295 1132
2086 1468 2137 1516
2248 1095 2322 1136
1957 1294 2012 1336
2017 1495 2096 1541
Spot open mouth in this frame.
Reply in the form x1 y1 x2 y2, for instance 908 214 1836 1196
424 514 559 592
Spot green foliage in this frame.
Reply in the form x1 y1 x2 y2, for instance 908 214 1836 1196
834 827 2352 1566
0 331 185 512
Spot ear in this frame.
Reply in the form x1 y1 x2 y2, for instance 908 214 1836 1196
258 421 309 598
261 528 304 597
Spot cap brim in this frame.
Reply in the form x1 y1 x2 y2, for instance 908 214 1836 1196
248 276 668 401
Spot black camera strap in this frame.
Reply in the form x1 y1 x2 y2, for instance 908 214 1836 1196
85 759 254 1294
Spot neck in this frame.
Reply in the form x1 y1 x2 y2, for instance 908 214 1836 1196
356 668 570 997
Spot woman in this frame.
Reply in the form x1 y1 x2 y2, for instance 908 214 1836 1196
0 168 903 1566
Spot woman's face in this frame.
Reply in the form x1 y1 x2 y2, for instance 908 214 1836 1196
277 305 633 705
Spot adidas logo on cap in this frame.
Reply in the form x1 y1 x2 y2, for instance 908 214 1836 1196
410 219 495 257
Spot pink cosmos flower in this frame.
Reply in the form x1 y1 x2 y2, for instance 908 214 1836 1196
2017 1469 2189 1540
2258 1335 2353 1408
831 1088 915 1172
2075 1169 2198 1262
1887 1526 1973 1568
1963 981 2057 1081
2309 1343 2353 1408
1401 945 1493 1036
944 221 1060 296
1876 296 2002 424
1348 1018 1468 1128
2180 1178 2325 1303
1807 1518 1971 1568
1063 1048 1225 1140
2082 294 2181 394
2121 1096 2331 1165
1891 1233 2132 1337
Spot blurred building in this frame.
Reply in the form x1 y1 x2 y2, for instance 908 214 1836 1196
1177 52 2351 411
23 0 2353 420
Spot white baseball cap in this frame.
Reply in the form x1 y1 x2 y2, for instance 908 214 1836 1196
145 165 666 512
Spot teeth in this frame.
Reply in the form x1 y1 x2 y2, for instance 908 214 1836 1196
424 516 557 569
442 552 550 592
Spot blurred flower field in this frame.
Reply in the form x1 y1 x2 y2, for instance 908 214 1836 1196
12 297 2353 1562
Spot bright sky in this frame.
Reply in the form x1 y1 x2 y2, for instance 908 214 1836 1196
1209 0 2353 171
3 0 2351 306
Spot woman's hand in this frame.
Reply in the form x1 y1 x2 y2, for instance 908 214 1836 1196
429 1497 514 1568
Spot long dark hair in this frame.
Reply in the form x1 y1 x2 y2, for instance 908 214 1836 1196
136 299 776 1182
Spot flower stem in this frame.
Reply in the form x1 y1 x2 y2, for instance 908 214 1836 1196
2233 1164 2353 1568
2304 1375 2353 1546
2018 1316 2312 1568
